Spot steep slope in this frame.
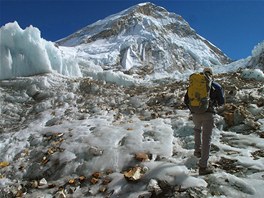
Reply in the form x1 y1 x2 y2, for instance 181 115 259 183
57 2 231 77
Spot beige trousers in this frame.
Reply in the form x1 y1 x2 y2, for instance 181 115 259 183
192 112 214 168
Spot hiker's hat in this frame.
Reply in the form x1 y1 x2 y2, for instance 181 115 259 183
203 67 213 76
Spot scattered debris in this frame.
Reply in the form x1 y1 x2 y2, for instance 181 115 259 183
124 166 143 181
215 157 243 174
147 179 162 195
0 161 10 168
39 178 48 186
251 150 264 160
0 70 263 197
259 131 264 138
54 190 66 198
135 152 150 162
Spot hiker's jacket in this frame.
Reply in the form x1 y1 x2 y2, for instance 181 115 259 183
184 81 225 113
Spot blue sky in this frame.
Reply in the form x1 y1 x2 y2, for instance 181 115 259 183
1 0 264 60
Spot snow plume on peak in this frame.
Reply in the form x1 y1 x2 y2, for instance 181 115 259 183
0 22 82 80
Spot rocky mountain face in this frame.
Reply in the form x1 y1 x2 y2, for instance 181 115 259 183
57 3 231 76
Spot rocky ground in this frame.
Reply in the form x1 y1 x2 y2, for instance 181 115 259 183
0 71 263 197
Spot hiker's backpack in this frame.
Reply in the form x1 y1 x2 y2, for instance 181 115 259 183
187 73 212 113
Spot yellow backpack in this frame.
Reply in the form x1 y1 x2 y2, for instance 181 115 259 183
187 73 212 113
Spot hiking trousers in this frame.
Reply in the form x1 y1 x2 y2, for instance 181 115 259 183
192 112 214 168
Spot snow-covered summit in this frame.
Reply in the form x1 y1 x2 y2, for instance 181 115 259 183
57 2 231 76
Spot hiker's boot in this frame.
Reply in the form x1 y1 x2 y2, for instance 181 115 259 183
194 151 201 158
199 166 214 175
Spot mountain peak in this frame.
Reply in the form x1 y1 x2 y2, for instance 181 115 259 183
57 2 188 46
57 2 231 76
125 2 167 16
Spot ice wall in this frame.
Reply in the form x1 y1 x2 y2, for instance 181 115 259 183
0 22 82 80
